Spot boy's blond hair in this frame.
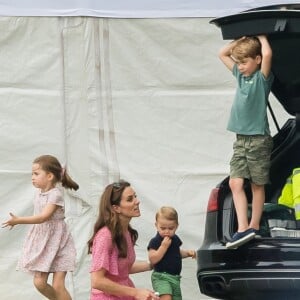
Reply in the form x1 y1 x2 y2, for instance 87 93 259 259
156 206 178 224
231 36 261 61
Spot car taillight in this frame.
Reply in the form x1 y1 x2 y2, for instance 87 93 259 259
207 187 219 212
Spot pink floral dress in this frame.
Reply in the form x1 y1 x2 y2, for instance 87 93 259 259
17 187 76 274
90 226 136 300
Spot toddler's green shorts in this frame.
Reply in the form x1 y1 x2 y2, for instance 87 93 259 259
151 271 182 300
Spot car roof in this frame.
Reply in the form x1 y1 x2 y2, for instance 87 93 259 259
210 4 300 115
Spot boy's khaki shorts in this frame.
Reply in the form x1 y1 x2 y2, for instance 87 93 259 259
230 134 273 185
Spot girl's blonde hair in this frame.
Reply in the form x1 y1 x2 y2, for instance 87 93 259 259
232 36 261 61
156 206 179 225
33 155 79 191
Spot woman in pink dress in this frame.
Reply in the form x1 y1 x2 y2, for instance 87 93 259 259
2 154 79 300
88 180 159 300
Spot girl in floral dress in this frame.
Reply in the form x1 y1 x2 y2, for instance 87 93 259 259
2 154 79 300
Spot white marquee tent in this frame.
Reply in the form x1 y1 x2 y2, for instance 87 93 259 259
0 0 298 17
0 1 295 299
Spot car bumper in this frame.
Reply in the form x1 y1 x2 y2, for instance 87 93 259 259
198 268 300 300
197 239 300 298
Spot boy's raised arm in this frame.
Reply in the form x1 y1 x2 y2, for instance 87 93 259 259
257 35 272 79
219 39 240 71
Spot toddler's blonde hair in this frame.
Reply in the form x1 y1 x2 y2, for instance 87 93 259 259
156 206 179 224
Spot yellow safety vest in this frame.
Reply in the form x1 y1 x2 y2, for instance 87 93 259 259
278 168 300 220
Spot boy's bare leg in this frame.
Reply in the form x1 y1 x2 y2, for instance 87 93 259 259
229 177 249 232
249 183 265 230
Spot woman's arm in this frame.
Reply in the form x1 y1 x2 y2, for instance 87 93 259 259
130 260 153 274
91 268 159 300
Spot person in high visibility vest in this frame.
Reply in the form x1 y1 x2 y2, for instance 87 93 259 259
278 168 300 220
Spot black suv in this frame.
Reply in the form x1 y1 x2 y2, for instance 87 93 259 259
197 4 300 300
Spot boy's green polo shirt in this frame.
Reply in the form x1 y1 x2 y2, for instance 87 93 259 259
227 64 274 135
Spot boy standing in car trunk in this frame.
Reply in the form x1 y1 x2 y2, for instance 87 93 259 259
219 35 274 249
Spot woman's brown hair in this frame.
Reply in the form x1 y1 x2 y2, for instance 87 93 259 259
87 180 138 257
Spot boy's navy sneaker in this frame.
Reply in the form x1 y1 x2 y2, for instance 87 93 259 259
226 228 256 249
253 229 262 238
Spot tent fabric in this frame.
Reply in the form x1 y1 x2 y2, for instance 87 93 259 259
0 15 291 300
0 0 299 17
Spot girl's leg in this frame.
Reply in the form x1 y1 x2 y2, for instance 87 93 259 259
33 272 57 300
52 271 72 300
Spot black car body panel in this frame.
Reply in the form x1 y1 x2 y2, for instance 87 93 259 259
197 4 300 300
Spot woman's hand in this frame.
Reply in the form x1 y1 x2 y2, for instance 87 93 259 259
134 288 160 300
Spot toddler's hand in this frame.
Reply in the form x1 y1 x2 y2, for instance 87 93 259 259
161 236 172 249
189 250 196 259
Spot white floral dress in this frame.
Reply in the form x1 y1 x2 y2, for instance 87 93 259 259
17 187 76 274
